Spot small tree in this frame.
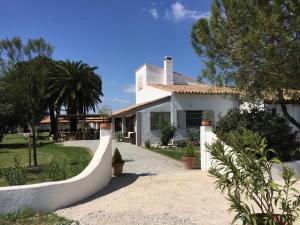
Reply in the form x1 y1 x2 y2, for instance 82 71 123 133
208 129 300 225
160 121 177 146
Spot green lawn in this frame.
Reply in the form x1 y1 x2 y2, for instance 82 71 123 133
147 145 201 169
0 209 78 225
0 133 92 187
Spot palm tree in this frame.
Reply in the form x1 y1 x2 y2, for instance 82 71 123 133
48 60 103 133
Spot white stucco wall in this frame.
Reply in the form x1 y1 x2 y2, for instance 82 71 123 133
172 94 239 126
0 127 112 215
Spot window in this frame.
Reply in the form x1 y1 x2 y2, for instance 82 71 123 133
186 111 202 128
150 112 170 130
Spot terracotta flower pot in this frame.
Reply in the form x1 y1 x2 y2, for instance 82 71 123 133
201 120 212 126
182 156 196 169
248 214 287 225
112 163 124 176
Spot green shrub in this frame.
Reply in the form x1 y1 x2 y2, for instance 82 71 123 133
145 139 151 148
183 144 196 157
216 108 299 161
160 121 177 146
69 159 90 176
48 160 67 181
175 139 187 148
186 129 200 145
115 132 123 142
112 148 124 165
2 157 27 186
208 129 300 224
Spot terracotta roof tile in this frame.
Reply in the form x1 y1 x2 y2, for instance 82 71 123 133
149 84 240 95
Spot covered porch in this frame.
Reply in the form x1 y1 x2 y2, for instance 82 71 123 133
112 96 171 146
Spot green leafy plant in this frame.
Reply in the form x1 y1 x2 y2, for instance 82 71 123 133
202 111 212 120
145 139 151 148
69 159 90 177
183 144 196 157
115 132 123 142
216 108 299 161
160 121 177 146
2 156 27 186
48 160 67 181
208 129 300 225
186 129 200 145
112 148 124 165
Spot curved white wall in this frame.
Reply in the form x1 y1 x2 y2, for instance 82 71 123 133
0 128 112 215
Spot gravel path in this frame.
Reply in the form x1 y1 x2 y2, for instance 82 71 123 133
57 140 300 225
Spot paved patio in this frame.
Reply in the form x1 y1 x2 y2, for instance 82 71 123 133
57 140 300 225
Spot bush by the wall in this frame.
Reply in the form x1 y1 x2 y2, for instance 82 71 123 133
186 129 200 145
48 160 67 181
145 139 150 148
216 108 299 161
160 121 177 146
2 157 27 186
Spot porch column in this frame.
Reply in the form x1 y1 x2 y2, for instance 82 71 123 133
136 112 142 146
170 99 177 144
111 117 115 134
121 116 126 136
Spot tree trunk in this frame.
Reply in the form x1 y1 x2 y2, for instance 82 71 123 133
31 122 38 167
49 107 56 136
280 103 300 130
278 89 300 130
70 117 77 133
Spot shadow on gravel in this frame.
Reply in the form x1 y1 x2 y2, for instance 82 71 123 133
65 172 156 208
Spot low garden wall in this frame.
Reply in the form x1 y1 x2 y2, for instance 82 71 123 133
0 124 112 215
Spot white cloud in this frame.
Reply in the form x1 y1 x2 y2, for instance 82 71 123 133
123 84 136 94
165 2 210 22
112 98 132 104
145 8 159 19
150 8 159 19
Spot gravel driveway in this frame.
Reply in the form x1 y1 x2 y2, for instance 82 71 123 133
57 140 300 225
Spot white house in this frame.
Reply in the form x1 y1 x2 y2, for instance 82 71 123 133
112 57 300 146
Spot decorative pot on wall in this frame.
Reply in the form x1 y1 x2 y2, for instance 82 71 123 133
201 120 212 126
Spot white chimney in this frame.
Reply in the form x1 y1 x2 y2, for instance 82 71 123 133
163 56 173 85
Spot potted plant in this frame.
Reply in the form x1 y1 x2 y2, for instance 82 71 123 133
112 148 125 176
201 111 212 126
207 129 300 225
181 144 196 169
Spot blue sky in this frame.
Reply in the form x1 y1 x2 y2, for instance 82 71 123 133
0 0 212 111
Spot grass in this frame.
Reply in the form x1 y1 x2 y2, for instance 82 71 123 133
0 133 92 187
147 145 201 169
0 208 78 225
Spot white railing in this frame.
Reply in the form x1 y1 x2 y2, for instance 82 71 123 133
0 124 112 215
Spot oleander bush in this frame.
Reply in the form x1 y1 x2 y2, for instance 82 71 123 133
208 129 300 225
216 108 299 161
